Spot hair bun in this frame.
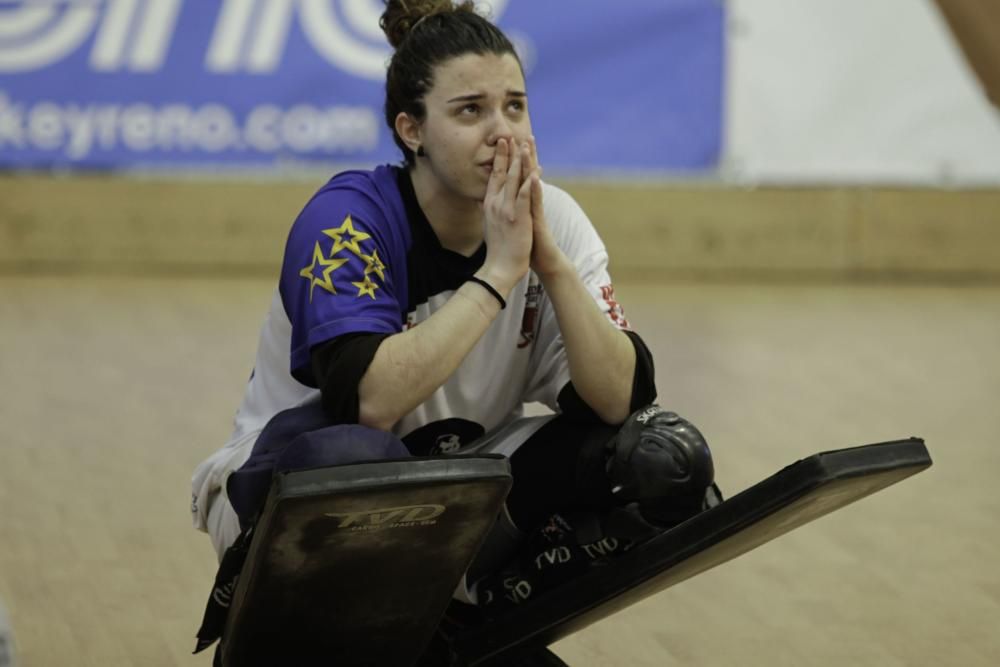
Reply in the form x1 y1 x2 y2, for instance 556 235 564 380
380 0 474 49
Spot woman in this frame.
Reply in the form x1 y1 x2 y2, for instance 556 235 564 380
191 0 710 611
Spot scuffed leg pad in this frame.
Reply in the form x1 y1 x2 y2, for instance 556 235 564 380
450 438 931 666
218 456 511 667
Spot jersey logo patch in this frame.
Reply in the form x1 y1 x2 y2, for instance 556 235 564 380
402 418 485 456
518 276 543 349
433 434 462 454
299 214 387 301
600 284 631 330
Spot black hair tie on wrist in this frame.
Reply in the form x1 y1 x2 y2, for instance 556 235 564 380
468 276 506 310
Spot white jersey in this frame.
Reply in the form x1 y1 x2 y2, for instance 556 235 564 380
191 165 630 533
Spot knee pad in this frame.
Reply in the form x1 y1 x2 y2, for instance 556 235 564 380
606 405 715 526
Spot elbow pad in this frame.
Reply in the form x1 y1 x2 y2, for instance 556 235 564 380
624 330 656 412
310 332 391 424
556 330 658 424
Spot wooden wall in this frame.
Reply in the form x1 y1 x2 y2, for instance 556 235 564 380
2 174 998 281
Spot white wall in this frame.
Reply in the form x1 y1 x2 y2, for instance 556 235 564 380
726 0 1000 185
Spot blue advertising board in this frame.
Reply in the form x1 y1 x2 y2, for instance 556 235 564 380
0 0 723 174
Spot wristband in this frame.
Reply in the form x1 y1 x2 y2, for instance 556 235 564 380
468 276 506 310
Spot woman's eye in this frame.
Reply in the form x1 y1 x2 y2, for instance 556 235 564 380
508 100 525 112
461 104 479 115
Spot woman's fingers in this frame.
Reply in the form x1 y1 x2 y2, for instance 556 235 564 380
487 139 537 226
519 168 534 197
487 137 509 197
503 140 524 216
521 137 532 183
530 169 543 220
516 165 535 215
522 136 539 182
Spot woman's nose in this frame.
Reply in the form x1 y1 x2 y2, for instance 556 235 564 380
486 113 515 146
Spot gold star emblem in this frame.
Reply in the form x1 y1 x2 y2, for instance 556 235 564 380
322 215 371 257
299 242 348 301
362 248 386 281
352 275 380 300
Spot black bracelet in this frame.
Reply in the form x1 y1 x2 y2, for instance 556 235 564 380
468 276 506 310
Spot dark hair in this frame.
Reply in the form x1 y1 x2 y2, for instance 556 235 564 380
380 0 521 166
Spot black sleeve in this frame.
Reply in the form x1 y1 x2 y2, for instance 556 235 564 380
309 332 392 424
556 330 657 424
624 330 657 410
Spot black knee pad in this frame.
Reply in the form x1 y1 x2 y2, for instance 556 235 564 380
606 405 715 526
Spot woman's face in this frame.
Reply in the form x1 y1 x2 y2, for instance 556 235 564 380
412 51 532 202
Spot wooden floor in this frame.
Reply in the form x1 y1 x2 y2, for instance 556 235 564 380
1 276 998 666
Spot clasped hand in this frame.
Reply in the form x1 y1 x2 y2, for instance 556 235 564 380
481 137 565 294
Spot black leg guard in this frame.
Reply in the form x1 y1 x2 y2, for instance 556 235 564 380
452 439 930 665
470 406 719 617
504 416 619 532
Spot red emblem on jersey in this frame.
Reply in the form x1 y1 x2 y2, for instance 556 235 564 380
600 284 631 330
518 278 543 348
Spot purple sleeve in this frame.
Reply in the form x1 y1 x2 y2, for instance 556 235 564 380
279 179 407 379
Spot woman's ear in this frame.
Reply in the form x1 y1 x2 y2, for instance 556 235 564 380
394 112 422 154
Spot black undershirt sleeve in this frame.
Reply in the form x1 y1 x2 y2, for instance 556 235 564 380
556 330 657 424
309 332 392 424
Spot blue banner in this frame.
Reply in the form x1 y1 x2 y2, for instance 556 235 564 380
0 0 723 174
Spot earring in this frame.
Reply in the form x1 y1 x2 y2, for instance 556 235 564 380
416 145 425 157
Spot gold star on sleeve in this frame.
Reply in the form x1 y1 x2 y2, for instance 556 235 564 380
299 242 349 302
352 275 380 300
322 215 372 257
361 248 386 281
